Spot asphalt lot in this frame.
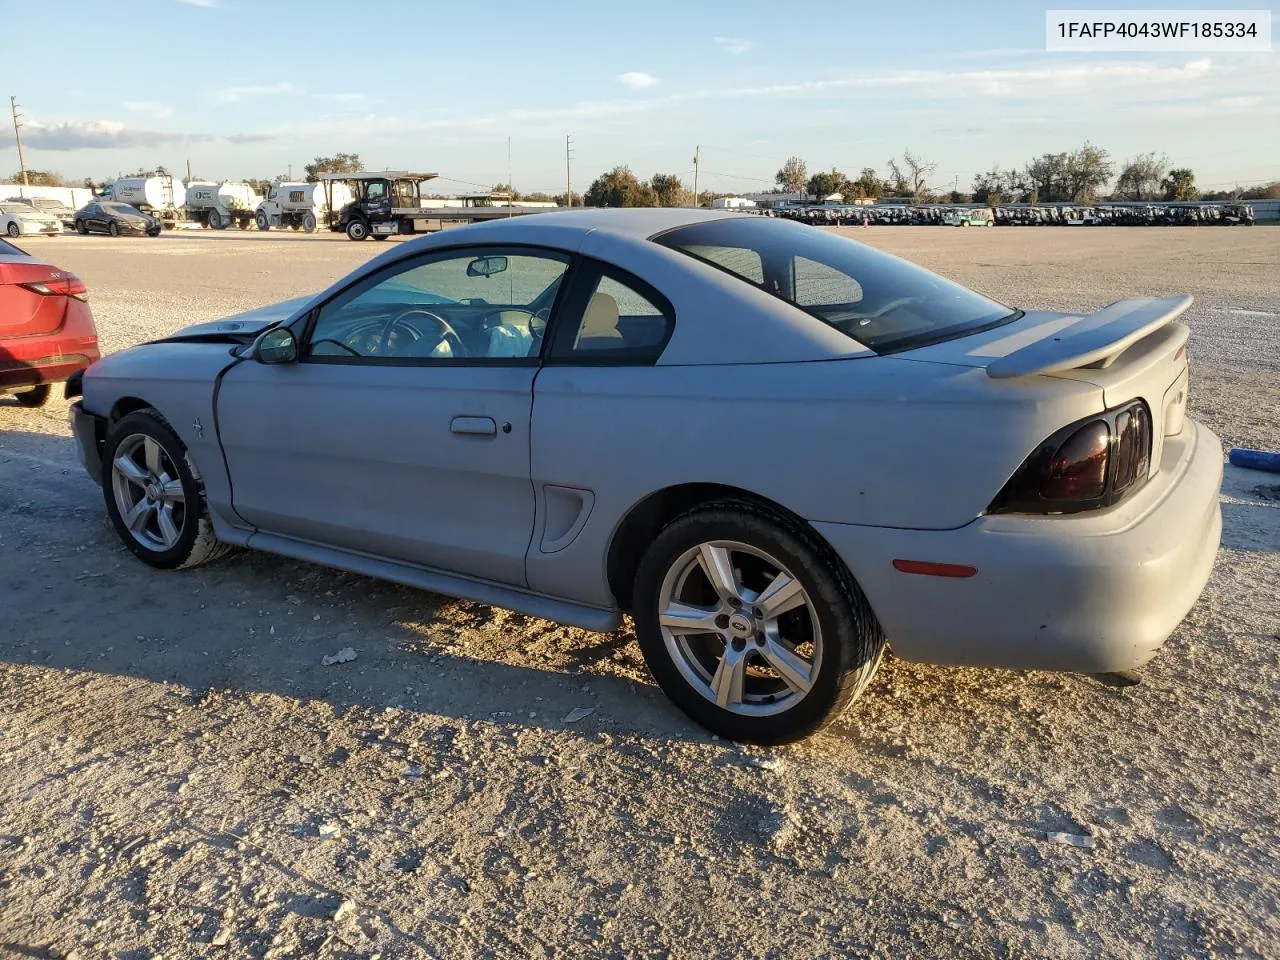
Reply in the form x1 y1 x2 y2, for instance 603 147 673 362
1 226 1277 959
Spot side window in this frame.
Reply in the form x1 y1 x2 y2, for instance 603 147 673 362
553 264 674 364
792 255 863 307
366 181 386 200
683 243 764 284
306 248 570 362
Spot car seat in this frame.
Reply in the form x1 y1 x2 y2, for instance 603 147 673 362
573 291 623 351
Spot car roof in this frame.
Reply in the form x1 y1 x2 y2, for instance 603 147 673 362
457 207 739 241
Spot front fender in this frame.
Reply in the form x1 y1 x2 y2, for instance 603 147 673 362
83 343 247 535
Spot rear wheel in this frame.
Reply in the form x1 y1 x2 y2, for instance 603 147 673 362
302 212 317 233
102 410 233 570
208 210 222 230
108 222 119 237
13 384 51 408
633 502 884 744
346 219 369 241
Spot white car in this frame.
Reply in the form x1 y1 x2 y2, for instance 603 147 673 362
68 210 1223 743
0 202 62 237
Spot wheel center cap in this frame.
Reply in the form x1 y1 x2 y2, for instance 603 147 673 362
727 613 754 639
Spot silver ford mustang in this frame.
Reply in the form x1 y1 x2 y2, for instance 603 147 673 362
68 209 1222 743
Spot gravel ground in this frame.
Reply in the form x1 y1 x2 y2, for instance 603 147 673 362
1 227 1277 960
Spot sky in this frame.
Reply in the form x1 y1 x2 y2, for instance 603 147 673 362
4 0 1278 196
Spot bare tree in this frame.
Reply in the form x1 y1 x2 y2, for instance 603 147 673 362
887 150 936 201
1115 152 1168 200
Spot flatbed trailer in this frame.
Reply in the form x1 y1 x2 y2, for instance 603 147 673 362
318 172 554 241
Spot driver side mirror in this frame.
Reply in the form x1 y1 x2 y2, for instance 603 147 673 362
467 255 508 278
253 326 298 364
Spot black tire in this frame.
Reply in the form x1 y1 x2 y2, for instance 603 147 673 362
208 210 222 230
346 219 369 241
633 501 884 744
102 409 234 571
256 211 270 231
6 222 19 237
76 220 88 235
14 384 51 408
108 221 119 237
302 212 317 233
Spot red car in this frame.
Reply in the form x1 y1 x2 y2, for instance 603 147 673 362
0 237 99 407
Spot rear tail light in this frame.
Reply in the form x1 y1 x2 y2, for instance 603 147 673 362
989 400 1153 514
1041 421 1110 500
20 275 88 301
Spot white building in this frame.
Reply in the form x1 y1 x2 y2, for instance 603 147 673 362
710 196 757 209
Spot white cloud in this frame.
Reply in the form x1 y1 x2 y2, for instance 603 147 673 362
124 101 172 120
713 36 753 54
215 82 301 103
176 0 217 7
17 119 210 151
616 71 659 90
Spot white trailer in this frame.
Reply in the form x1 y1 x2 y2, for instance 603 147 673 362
255 181 352 233
184 181 262 230
105 176 186 228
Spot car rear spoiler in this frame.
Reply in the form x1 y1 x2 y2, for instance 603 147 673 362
986 295 1193 379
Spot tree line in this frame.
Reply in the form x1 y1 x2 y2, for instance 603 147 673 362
10 148 1279 205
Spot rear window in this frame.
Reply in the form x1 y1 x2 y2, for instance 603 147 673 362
653 217 1018 352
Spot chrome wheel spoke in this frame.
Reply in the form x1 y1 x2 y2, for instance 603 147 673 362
158 478 185 504
760 629 815 695
143 437 164 476
755 571 806 620
113 455 150 487
156 504 180 547
660 600 721 636
124 498 152 532
698 544 740 602
710 645 748 709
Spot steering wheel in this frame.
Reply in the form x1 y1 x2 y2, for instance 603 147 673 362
377 308 466 358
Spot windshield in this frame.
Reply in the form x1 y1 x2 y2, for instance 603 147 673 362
653 217 1018 352
0 204 24 215
104 203 143 217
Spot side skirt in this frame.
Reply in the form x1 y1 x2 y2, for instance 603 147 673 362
244 530 623 634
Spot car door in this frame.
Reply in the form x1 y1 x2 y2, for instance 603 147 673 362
215 245 573 587
86 204 105 233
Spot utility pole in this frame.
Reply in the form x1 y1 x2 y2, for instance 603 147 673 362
565 135 574 207
10 96 29 187
691 145 700 208
186 158 193 182
507 135 513 217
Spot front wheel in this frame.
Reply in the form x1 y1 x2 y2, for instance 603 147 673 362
346 219 369 241
633 502 884 744
107 222 119 237
256 211 270 231
208 210 222 230
76 220 88 235
6 222 19 237
102 410 233 570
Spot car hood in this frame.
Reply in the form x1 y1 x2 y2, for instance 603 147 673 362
155 295 314 343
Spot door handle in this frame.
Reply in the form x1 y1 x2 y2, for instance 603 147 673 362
450 416 497 436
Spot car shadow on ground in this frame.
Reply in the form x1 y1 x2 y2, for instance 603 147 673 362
0 427 707 745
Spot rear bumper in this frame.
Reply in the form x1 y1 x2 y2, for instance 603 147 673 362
0 355 97 390
814 419 1223 673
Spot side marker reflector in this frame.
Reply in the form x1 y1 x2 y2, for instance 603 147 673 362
892 559 977 578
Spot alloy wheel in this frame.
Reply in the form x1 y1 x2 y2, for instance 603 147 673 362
110 434 187 551
657 540 822 717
